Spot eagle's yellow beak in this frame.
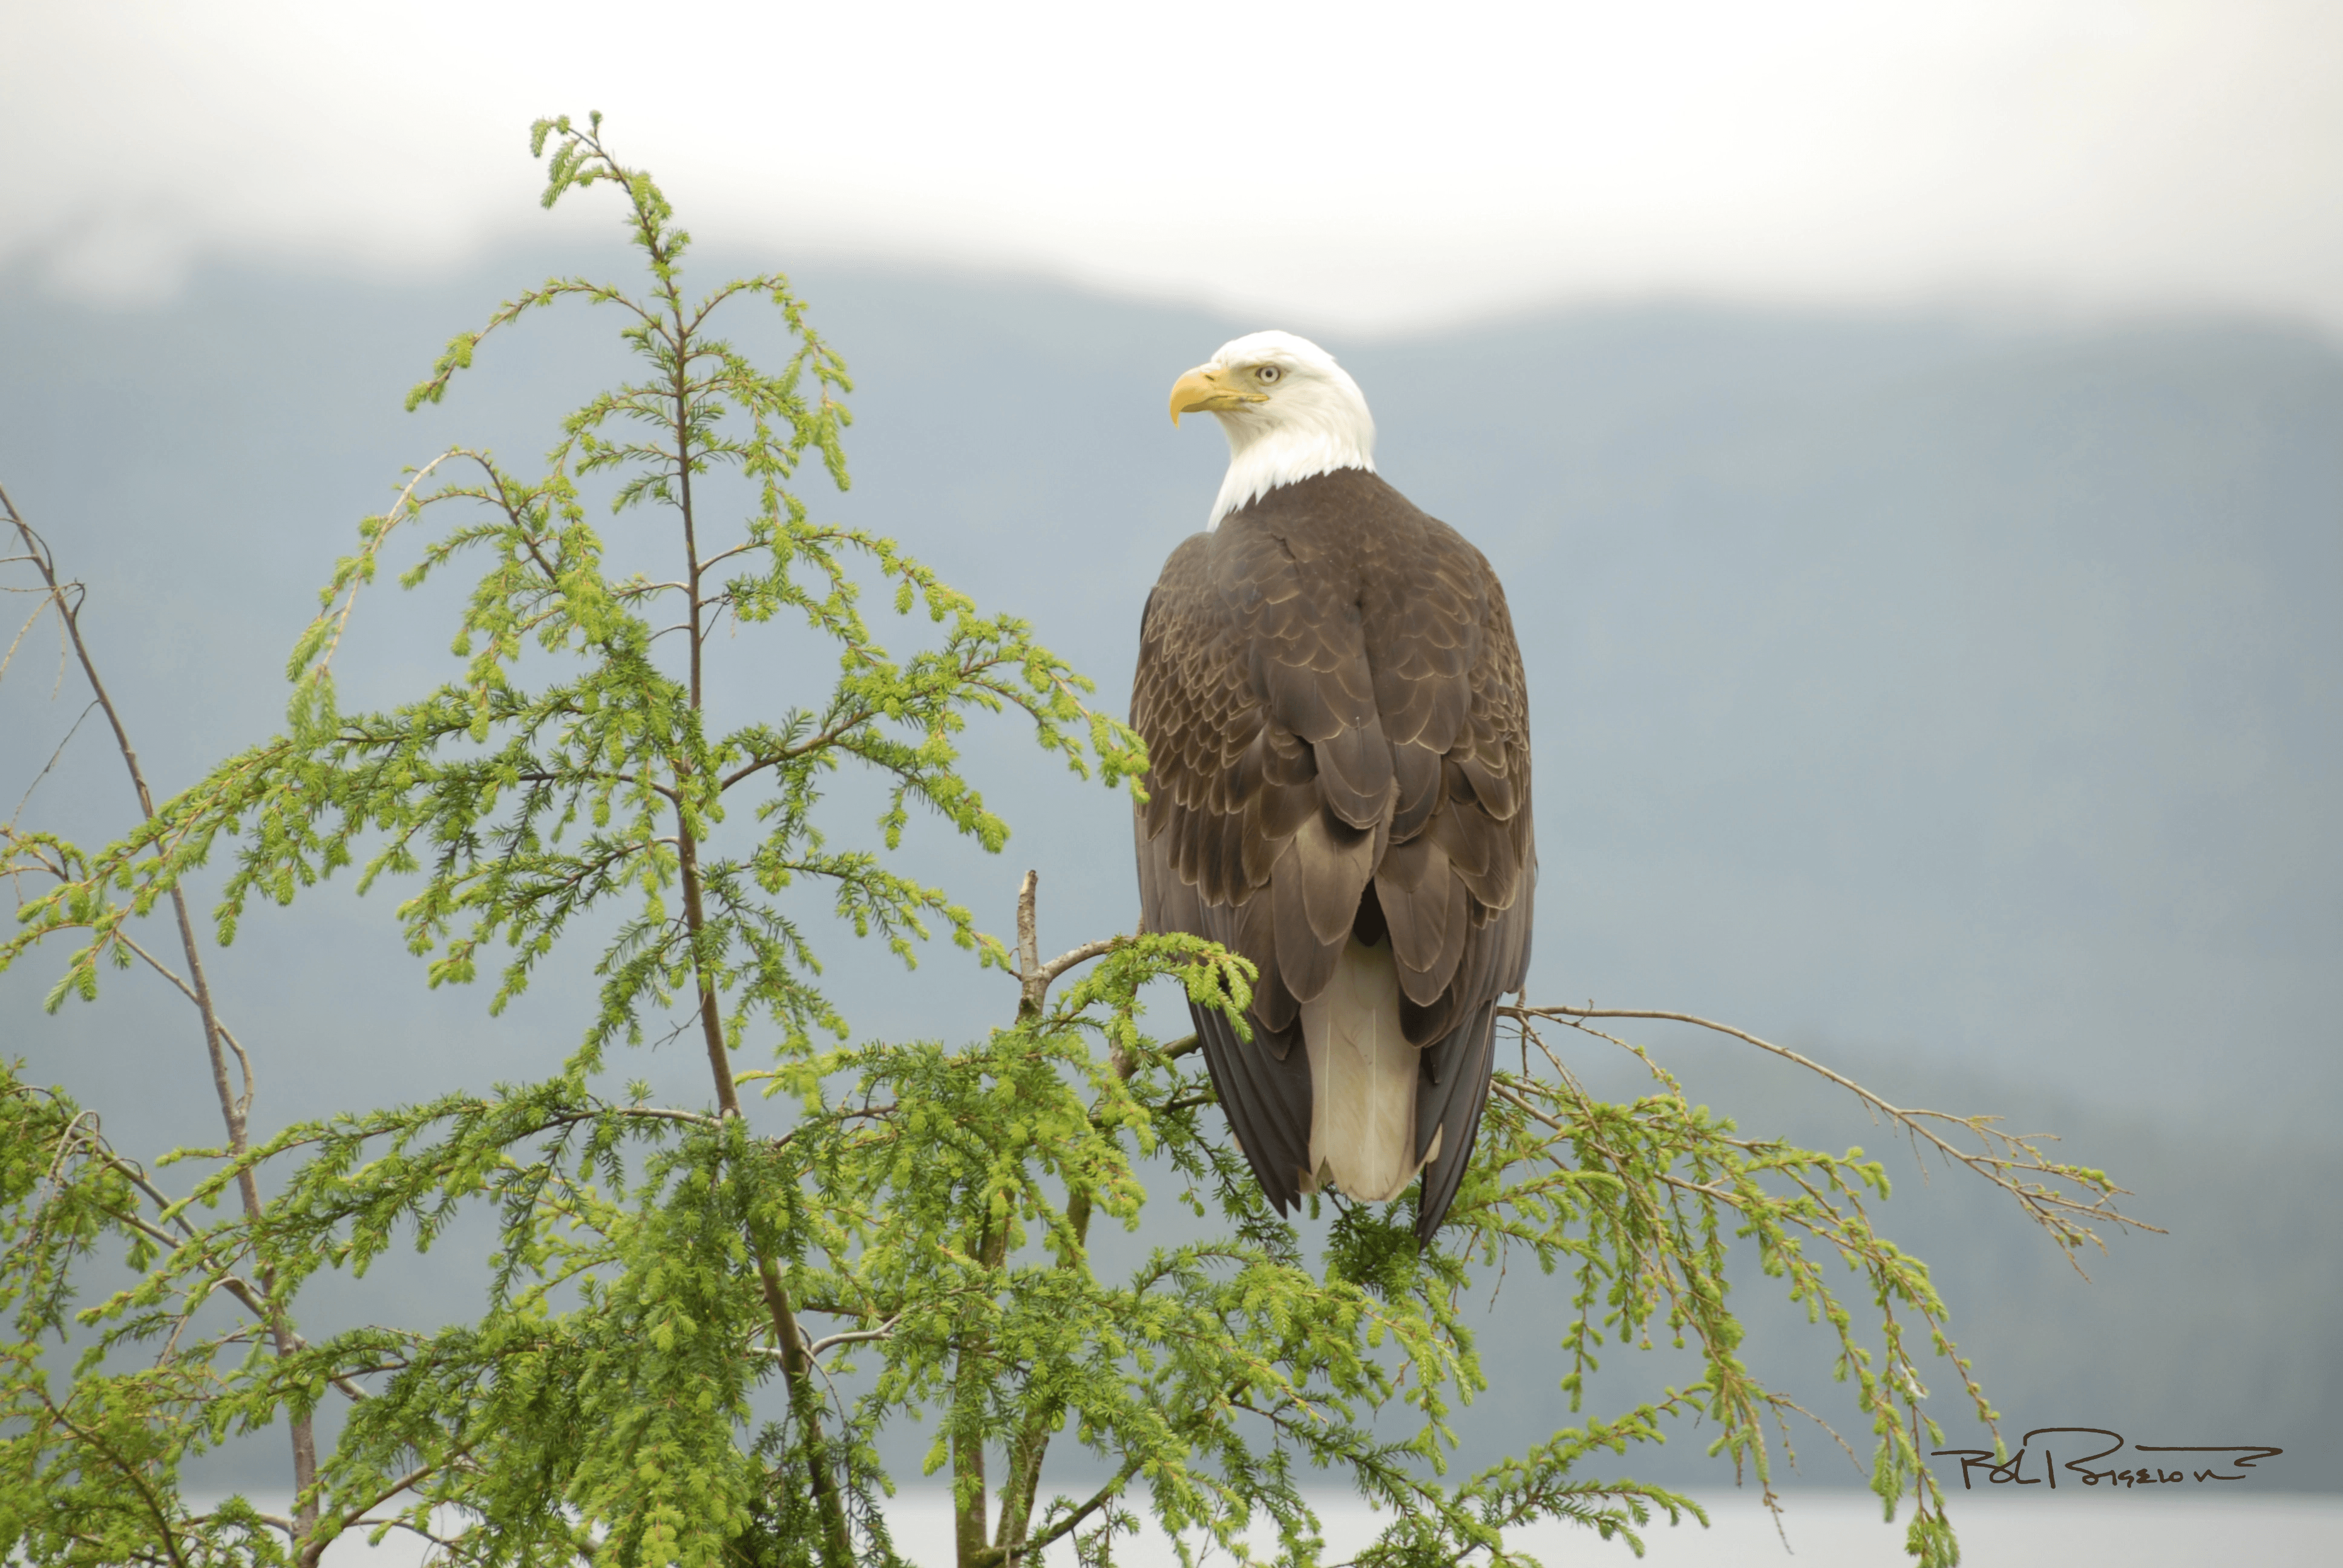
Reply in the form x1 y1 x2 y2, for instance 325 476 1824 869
1169 365 1268 425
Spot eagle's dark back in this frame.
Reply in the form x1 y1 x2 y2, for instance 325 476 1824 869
1132 466 1535 1241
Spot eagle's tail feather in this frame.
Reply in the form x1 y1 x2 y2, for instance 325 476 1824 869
1302 937 1423 1203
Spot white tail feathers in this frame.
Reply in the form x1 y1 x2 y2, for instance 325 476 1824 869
1299 936 1428 1203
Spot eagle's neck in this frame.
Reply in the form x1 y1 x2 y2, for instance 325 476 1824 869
1207 402 1375 529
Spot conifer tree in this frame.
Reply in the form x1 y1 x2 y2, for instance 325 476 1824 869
2 115 2143 1568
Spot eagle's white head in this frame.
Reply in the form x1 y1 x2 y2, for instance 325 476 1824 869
1170 330 1377 529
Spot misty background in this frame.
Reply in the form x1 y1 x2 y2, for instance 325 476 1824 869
11 4 2343 331
4 230 2338 1527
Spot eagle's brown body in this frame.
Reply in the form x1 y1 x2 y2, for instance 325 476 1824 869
1132 466 1535 1240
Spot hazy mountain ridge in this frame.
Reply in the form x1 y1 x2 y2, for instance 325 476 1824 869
4 252 2336 1490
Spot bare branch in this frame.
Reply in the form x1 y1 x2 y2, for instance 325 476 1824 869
773 1314 903 1359
1015 869 1044 1021
2 485 323 1524
1035 938 1118 988
1504 1004 2159 1256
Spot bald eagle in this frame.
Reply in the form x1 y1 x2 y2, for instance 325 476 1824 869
1133 330 1535 1243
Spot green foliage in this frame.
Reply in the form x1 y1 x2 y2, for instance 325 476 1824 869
1 114 2138 1568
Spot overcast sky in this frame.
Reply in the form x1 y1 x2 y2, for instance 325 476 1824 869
5 0 2341 334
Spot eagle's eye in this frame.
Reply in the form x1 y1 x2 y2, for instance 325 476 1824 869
1255 365 1282 384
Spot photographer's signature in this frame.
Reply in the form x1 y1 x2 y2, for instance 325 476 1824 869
1934 1428 2282 1490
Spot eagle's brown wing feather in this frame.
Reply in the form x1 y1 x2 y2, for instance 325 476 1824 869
1132 468 1533 1240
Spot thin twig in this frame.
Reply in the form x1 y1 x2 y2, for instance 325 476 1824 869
8 697 99 825
295 452 461 694
110 932 259 1119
